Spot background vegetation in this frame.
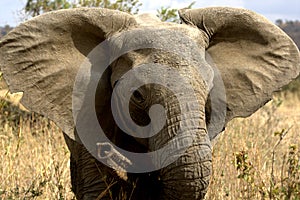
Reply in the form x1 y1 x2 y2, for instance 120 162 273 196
0 0 299 199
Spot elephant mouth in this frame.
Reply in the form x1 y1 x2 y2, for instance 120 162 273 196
96 142 133 181
96 140 165 199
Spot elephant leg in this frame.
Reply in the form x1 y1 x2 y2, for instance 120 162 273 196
63 126 161 200
63 133 115 200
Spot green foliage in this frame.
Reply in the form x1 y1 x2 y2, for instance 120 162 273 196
24 0 142 16
24 0 195 22
75 0 142 14
25 0 72 16
234 151 254 181
156 1 195 22
156 7 178 22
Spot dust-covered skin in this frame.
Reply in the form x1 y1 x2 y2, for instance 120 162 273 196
0 7 299 200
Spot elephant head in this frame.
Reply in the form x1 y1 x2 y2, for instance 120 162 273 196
0 7 299 200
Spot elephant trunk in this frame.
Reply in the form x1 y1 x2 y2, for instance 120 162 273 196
149 94 212 199
160 129 211 199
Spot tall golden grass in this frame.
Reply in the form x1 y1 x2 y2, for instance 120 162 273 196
206 93 300 199
0 91 299 199
0 99 74 199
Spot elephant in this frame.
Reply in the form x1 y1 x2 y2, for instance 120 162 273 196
0 7 299 200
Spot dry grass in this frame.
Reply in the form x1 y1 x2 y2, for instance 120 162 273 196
0 100 74 199
0 91 299 199
206 94 300 199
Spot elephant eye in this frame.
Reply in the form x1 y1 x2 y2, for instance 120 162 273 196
132 90 145 103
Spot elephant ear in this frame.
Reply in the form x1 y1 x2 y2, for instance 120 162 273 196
179 7 300 139
0 8 136 140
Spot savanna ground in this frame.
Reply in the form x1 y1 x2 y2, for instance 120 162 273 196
0 80 299 199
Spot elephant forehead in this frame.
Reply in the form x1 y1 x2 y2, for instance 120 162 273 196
110 49 210 92
167 24 208 48
109 25 206 53
132 16 208 49
134 13 204 40
108 25 211 87
135 13 162 25
108 26 206 67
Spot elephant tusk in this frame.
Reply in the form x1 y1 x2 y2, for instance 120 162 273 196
96 142 132 181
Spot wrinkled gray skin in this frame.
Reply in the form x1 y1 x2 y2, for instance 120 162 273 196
0 7 299 200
